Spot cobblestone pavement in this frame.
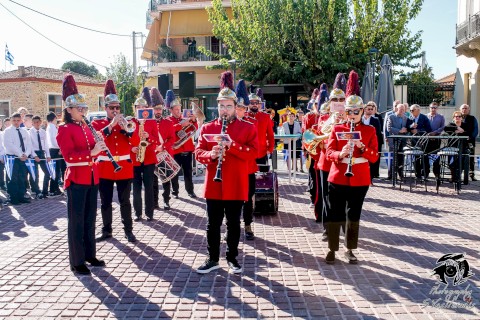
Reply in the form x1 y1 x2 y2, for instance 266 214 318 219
0 165 479 319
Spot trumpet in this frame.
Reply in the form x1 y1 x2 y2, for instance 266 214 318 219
114 112 136 133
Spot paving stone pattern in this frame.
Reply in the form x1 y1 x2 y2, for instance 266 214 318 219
0 168 479 319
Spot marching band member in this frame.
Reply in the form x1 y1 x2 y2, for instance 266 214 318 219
131 88 160 221
56 74 106 275
28 115 51 199
235 79 258 240
195 72 258 274
151 87 175 210
325 95 378 264
167 90 198 199
4 112 31 205
247 88 274 172
93 80 139 243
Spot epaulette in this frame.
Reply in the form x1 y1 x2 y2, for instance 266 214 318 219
240 117 254 125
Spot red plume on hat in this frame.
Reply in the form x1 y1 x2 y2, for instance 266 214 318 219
310 88 320 101
104 79 117 98
220 71 234 90
346 70 360 97
62 74 78 101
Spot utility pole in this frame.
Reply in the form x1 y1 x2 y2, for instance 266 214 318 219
133 31 137 86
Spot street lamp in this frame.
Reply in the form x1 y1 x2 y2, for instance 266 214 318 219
227 59 240 86
399 73 406 103
368 48 378 99
139 70 148 87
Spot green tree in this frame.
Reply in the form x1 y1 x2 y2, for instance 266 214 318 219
106 54 141 116
396 67 443 106
206 0 424 90
62 61 100 78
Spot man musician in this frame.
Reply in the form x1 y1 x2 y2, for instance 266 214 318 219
92 80 139 243
167 90 197 199
194 71 258 274
151 87 176 210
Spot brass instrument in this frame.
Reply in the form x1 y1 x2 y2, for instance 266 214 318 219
114 112 136 133
302 113 338 155
173 102 206 150
136 120 148 163
344 119 355 177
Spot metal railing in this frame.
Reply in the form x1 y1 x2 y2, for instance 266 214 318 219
406 84 455 107
156 44 227 63
149 0 182 11
456 11 480 45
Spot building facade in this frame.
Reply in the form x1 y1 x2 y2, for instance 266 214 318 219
455 0 480 118
0 66 104 119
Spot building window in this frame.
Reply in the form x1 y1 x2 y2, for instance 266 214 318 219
98 96 104 111
48 94 62 115
0 101 10 118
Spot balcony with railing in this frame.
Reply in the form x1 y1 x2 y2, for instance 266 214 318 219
456 11 480 45
155 43 228 64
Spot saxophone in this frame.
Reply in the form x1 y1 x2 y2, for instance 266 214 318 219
136 120 149 163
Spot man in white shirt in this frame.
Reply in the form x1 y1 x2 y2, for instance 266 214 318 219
46 112 63 196
29 115 51 199
3 113 32 205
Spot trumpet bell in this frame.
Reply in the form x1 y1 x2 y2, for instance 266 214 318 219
125 121 136 133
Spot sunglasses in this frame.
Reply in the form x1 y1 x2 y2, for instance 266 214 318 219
250 102 260 106
454 115 462 118
345 109 361 115
107 106 121 110
430 106 438 109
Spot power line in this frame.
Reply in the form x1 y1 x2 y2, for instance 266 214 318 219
0 2 108 69
8 0 131 37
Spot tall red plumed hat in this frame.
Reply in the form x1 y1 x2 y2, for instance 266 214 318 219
104 79 120 106
346 70 361 97
217 71 237 101
62 74 87 108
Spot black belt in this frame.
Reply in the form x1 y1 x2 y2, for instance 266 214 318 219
179 152 191 156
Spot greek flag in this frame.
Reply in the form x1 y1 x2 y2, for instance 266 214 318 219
383 152 393 169
5 45 14 65
4 155 14 180
25 158 37 182
47 160 56 180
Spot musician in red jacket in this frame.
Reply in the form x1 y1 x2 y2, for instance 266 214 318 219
92 80 139 243
195 72 258 274
151 87 176 210
325 95 378 264
167 90 198 199
247 92 274 172
57 74 107 275
131 88 160 221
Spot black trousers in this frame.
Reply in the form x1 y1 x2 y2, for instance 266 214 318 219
66 182 99 267
242 173 256 226
153 174 171 205
308 158 317 204
206 199 243 262
256 155 269 172
0 161 5 188
171 152 194 195
7 158 27 202
99 178 133 233
326 183 369 252
313 169 323 223
29 151 51 195
49 149 65 192
389 142 405 178
133 164 155 219
468 144 476 177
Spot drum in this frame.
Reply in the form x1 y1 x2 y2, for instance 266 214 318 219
155 151 181 183
253 171 279 214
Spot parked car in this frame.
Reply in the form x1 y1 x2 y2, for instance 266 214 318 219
86 111 107 122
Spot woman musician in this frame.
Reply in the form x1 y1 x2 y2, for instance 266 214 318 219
56 74 107 275
325 95 378 265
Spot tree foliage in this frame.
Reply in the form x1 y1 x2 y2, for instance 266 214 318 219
396 67 443 106
61 61 101 79
206 0 424 90
105 54 141 116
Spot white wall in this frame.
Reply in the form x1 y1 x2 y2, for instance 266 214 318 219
455 54 479 119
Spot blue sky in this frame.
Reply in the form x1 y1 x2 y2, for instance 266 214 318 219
0 0 456 80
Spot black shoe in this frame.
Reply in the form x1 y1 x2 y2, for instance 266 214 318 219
96 232 112 242
321 230 328 242
0 186 6 191
188 193 197 198
471 176 478 182
48 191 63 197
325 251 335 264
172 192 179 199
125 232 137 243
9 200 21 205
71 264 91 275
154 204 161 210
163 202 170 210
19 198 31 204
34 193 44 200
134 216 142 222
196 259 220 274
244 225 254 240
146 216 154 221
227 259 243 274
86 258 106 267
344 250 358 264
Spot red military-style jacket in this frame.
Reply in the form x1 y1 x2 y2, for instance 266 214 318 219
246 110 274 159
156 117 176 156
326 121 379 186
302 111 320 133
130 118 160 166
242 116 260 174
91 118 139 180
56 122 99 189
316 114 335 170
168 115 198 154
195 118 258 201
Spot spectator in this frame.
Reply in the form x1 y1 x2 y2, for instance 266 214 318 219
460 104 478 182
407 104 432 179
363 101 383 180
386 103 409 180
282 111 303 172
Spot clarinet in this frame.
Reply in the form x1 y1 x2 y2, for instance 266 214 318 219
213 116 227 182
344 119 355 177
82 116 122 173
